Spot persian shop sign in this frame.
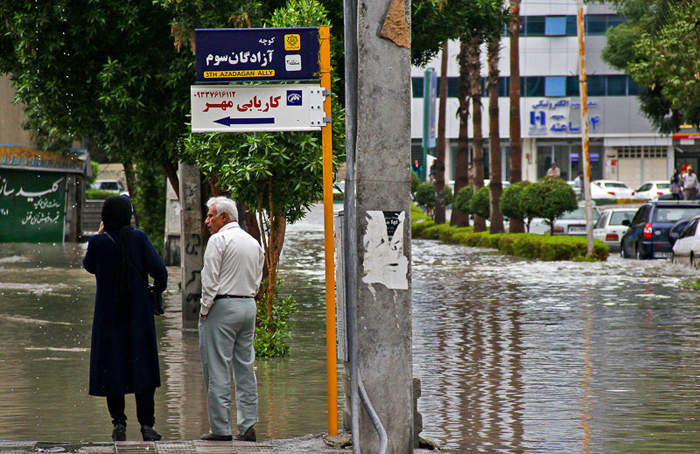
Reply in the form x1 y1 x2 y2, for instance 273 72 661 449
195 28 320 83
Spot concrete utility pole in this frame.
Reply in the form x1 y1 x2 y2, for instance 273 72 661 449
344 0 414 452
179 162 204 330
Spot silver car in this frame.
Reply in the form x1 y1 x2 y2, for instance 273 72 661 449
672 215 700 268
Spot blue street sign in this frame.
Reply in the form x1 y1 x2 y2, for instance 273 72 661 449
195 28 320 83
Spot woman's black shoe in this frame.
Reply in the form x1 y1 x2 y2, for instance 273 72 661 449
201 432 233 441
141 425 162 441
112 423 127 442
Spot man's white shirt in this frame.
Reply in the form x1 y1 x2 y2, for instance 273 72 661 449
200 222 264 316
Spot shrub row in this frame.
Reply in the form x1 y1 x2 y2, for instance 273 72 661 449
412 210 609 261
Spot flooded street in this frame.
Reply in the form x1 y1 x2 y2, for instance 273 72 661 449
3 204 700 453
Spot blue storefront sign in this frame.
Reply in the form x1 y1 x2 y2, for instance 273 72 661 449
195 28 320 83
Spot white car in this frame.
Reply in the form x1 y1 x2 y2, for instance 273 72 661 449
593 208 637 249
529 205 601 236
672 215 700 268
591 180 636 199
91 179 126 194
635 181 671 201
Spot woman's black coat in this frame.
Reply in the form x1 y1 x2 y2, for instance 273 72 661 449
83 229 168 397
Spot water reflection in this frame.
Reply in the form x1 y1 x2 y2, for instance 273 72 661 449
4 212 700 452
413 240 700 453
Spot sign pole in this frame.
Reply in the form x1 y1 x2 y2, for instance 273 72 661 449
319 25 338 436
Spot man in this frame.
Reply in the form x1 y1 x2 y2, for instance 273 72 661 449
683 166 698 200
546 162 561 178
199 197 264 442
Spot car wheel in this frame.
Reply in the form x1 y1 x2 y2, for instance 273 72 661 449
636 244 645 260
671 252 676 264
692 254 697 270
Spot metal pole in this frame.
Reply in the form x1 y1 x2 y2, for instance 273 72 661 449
576 0 595 257
342 0 361 451
319 25 338 436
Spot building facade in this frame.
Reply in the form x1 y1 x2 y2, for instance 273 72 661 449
411 1 675 190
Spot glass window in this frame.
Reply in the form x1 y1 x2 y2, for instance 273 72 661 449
412 77 423 98
610 211 635 226
628 77 640 95
586 15 609 35
523 77 545 97
545 77 566 97
524 16 545 36
588 75 606 96
566 16 577 36
566 76 580 96
545 16 567 36
594 212 608 229
447 77 459 98
654 207 700 223
608 75 627 96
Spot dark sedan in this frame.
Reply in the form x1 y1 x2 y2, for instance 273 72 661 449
620 201 700 259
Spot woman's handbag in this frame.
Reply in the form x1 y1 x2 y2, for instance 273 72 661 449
149 284 165 316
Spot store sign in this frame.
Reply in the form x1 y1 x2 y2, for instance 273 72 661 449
527 98 602 135
195 28 320 83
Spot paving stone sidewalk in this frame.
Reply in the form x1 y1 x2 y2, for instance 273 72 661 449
0 434 355 454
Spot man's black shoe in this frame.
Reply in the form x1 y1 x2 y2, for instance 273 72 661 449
141 425 162 441
201 433 233 441
112 423 126 442
234 426 256 442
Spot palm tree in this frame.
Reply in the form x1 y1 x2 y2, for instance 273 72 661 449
508 0 525 233
487 33 504 233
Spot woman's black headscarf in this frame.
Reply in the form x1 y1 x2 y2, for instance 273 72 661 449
102 195 134 302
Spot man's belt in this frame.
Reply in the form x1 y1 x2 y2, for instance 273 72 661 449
214 294 252 300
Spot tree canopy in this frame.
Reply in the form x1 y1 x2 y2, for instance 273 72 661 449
603 0 700 132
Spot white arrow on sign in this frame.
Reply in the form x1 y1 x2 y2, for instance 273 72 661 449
191 84 326 133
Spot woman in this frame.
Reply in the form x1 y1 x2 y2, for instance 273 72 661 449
83 195 168 442
671 168 681 200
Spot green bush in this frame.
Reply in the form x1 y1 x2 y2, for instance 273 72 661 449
470 186 490 219
414 216 609 261
500 180 531 222
521 177 578 234
454 185 474 213
254 283 298 358
411 171 420 197
414 182 437 214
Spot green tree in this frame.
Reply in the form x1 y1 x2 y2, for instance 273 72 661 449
470 186 491 220
181 0 345 354
500 180 530 229
521 177 577 235
414 182 437 217
454 184 474 214
603 0 700 131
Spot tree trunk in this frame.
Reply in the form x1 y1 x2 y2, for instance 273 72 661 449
469 37 487 233
488 35 504 234
434 41 449 225
451 38 471 227
509 0 525 233
123 161 139 228
162 160 180 199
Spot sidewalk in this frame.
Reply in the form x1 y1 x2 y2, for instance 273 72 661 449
0 434 350 454
0 433 436 454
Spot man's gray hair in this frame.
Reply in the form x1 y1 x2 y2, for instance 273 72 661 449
207 197 238 221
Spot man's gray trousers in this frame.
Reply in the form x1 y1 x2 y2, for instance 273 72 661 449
199 297 258 436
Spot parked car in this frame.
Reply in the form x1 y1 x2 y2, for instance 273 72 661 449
529 205 601 236
635 181 672 201
91 179 126 194
671 215 700 268
620 201 700 259
592 208 637 250
591 180 636 199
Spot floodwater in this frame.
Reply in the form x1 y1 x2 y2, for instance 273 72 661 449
2 205 700 453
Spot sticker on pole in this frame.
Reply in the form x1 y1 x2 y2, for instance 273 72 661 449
190 84 326 133
362 211 409 290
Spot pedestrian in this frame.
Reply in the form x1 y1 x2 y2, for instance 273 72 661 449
671 168 682 200
412 159 423 178
573 171 583 189
683 166 698 200
546 161 561 178
83 195 168 442
199 197 264 442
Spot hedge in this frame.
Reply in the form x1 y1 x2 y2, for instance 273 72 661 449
411 206 608 261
